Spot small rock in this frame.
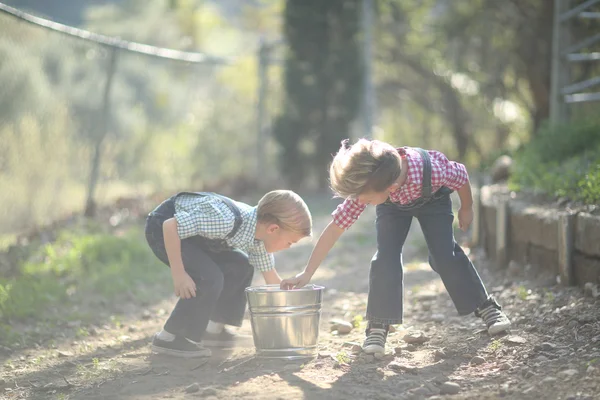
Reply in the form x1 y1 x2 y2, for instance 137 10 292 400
541 377 557 384
507 260 521 277
318 351 333 359
388 362 417 374
505 336 527 345
498 362 513 371
342 342 362 354
587 366 596 374
185 383 200 393
128 326 139 333
405 344 418 352
522 386 535 394
202 387 218 396
439 381 460 395
584 282 599 298
535 342 556 352
394 347 402 355
523 369 536 378
57 351 73 358
567 320 579 329
470 356 485 365
329 319 353 334
141 310 152 320
388 325 397 333
403 332 429 345
411 386 430 396
433 349 446 360
431 314 445 322
88 326 99 336
558 369 578 378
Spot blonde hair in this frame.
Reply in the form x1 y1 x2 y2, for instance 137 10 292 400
257 190 312 237
329 138 402 198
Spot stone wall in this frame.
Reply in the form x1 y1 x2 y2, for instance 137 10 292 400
477 185 600 287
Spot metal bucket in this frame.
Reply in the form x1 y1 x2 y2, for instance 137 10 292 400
245 284 324 360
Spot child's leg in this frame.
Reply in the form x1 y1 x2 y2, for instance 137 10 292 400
163 238 226 343
202 250 255 347
209 249 254 327
416 194 510 334
416 194 488 314
363 203 413 354
366 202 413 325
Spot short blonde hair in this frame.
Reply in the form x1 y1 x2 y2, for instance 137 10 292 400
329 138 402 198
257 190 312 237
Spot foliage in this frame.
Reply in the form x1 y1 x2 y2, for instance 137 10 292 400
509 120 600 204
0 224 170 344
274 0 363 188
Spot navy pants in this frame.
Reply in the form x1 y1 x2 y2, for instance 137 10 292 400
144 198 253 342
366 193 488 325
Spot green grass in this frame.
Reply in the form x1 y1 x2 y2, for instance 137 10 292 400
0 223 170 345
509 120 600 205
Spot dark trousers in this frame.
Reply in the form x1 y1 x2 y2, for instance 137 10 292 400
366 193 488 325
144 197 254 342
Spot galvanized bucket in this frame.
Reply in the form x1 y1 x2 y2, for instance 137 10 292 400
245 284 324 360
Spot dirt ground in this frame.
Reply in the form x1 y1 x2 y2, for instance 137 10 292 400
2 204 600 400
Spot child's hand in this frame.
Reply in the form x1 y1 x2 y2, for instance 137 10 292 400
458 206 474 231
280 272 311 290
172 271 196 299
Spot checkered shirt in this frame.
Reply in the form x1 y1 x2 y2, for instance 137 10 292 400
174 194 274 272
332 147 469 229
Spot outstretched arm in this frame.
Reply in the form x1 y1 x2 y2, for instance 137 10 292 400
280 221 345 289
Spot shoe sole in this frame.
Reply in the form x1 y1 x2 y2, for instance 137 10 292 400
151 344 212 358
488 321 511 335
203 338 254 348
362 344 385 354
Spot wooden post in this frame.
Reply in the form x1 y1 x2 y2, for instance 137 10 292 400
471 186 481 247
84 47 119 217
557 212 576 285
496 199 509 268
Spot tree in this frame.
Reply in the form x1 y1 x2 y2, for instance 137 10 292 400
275 0 362 189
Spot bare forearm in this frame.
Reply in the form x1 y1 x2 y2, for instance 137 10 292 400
457 180 473 209
261 269 282 285
163 218 186 275
304 221 344 277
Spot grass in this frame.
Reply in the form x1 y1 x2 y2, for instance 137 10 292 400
0 221 170 346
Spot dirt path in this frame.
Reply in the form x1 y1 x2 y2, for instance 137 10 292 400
2 204 600 400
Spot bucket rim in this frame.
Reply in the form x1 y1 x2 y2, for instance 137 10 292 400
245 284 325 293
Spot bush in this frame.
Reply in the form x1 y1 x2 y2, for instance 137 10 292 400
509 120 600 204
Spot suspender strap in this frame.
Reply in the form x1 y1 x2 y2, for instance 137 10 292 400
175 192 243 239
415 148 432 199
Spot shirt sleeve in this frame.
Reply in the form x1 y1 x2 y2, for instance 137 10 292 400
331 198 367 230
429 150 469 191
248 243 275 272
174 198 235 240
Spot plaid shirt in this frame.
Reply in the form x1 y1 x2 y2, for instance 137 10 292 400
174 194 274 272
332 147 469 229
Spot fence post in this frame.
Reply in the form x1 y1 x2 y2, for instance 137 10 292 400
496 198 509 268
557 211 576 285
84 47 119 217
256 38 269 181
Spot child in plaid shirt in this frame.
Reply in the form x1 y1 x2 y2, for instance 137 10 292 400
146 190 312 358
281 139 510 354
